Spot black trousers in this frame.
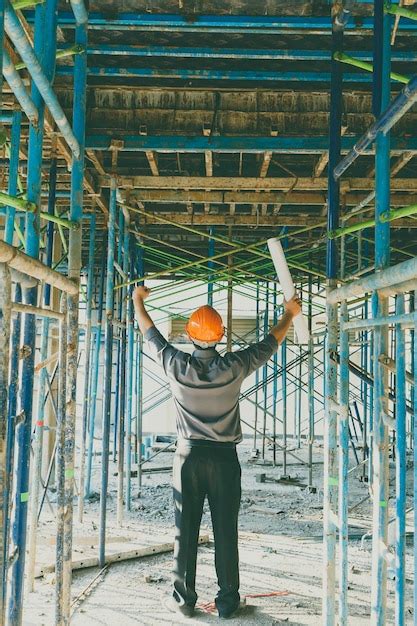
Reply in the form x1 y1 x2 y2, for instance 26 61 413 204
172 441 241 614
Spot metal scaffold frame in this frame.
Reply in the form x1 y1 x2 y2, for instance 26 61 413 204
323 1 416 623
1 0 416 623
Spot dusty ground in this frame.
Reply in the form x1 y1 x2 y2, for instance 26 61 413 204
23 441 414 625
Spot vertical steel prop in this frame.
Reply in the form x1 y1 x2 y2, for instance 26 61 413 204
281 338 288 476
338 300 349 626
136 244 144 494
117 212 130 526
272 285 278 466
99 179 117 567
125 247 135 511
8 2 57 621
207 227 215 306
85 249 106 498
0 263 11 626
3 110 21 608
56 8 87 622
26 155 57 592
413 290 417 615
323 10 344 624
394 294 406 626
55 294 68 626
370 3 391 623
4 110 22 245
308 274 314 489
261 282 269 459
78 213 96 523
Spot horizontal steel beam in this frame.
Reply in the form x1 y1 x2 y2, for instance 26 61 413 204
120 189 417 206
26 12 417 34
99 175 417 192
122 211 417 228
0 240 78 294
57 44 417 63
85 135 417 154
56 66 387 83
328 257 417 303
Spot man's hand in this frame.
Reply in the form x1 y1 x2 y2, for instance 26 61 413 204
132 285 154 334
284 295 302 318
133 285 151 303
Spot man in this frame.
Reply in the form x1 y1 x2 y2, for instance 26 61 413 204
133 286 301 619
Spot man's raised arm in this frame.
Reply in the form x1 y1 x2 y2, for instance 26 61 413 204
269 295 302 345
133 286 155 335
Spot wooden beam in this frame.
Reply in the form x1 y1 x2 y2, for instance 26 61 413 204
205 150 213 177
259 151 272 177
145 151 159 176
391 152 414 177
313 152 329 178
120 188 417 206
129 212 417 228
100 175 417 192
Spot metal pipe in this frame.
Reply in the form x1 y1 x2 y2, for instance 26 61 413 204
338 301 349 626
395 295 406 626
54 294 68 626
136 245 144 494
4 1 81 157
117 217 129 526
4 111 21 245
2 49 39 124
334 51 409 84
323 14 343 624
329 202 417 239
60 17 87 621
281 337 288 475
413 290 417 622
385 3 417 21
0 191 36 213
341 312 415 330
334 74 417 179
328 256 417 304
99 179 116 567
7 3 55 619
370 5 391 622
78 213 95 523
125 248 135 511
85 250 106 498
69 0 87 25
0 263 11 626
0 240 78 294
207 227 215 306
11 302 63 319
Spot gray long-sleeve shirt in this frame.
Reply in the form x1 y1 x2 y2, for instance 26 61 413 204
145 326 278 444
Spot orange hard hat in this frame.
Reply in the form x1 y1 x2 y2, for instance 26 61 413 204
185 305 224 345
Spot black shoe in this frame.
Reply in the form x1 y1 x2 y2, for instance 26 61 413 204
165 595 195 618
218 600 248 620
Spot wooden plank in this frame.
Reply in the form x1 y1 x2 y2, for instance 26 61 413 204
36 534 210 578
100 175 417 192
145 150 159 176
121 188 417 206
130 212 417 228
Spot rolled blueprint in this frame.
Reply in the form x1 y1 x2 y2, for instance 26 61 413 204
267 237 310 344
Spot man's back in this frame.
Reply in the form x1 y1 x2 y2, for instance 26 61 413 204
145 327 278 443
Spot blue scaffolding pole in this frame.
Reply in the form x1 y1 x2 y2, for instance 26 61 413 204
323 9 344 624
99 179 117 568
7 1 57 622
370 2 391 622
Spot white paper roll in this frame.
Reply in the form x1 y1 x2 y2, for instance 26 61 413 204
267 237 310 344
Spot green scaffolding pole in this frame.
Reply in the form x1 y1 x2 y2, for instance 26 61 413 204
333 51 409 85
328 203 417 239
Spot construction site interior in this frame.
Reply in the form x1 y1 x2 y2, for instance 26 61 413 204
1 0 417 624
